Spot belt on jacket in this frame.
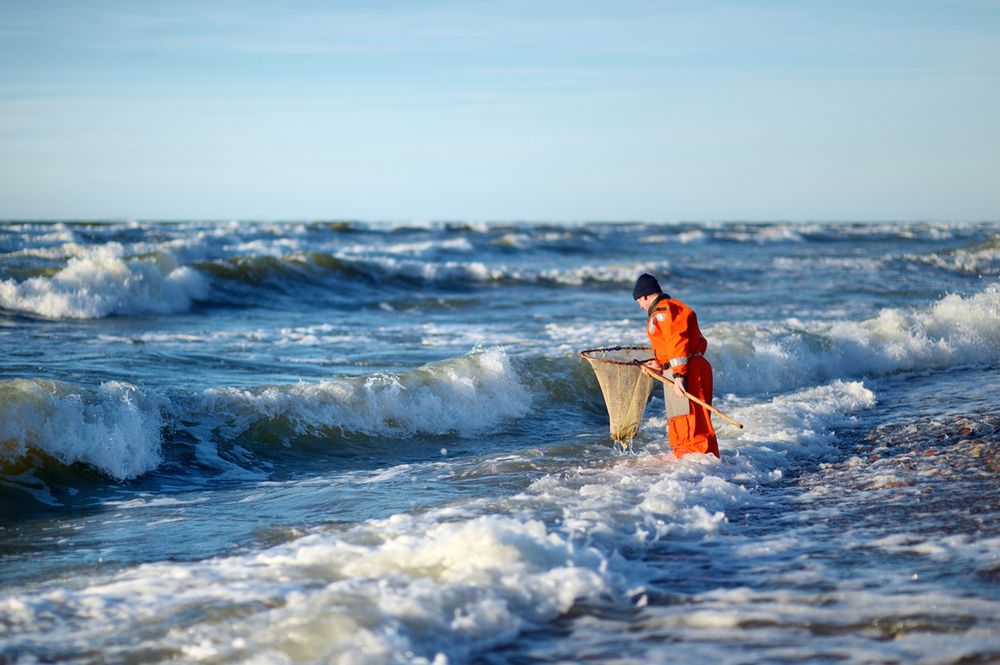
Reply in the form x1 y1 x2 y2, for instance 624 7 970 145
667 352 703 369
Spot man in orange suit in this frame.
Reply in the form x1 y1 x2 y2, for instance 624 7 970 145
633 273 719 459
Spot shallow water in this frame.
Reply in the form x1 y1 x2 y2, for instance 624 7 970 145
1 221 998 663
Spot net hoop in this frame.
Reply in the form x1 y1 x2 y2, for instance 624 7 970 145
579 345 655 366
579 345 656 448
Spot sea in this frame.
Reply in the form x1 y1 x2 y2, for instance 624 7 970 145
0 220 998 664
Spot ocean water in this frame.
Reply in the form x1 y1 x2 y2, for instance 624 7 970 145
0 220 998 664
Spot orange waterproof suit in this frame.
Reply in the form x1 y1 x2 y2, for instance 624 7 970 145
646 294 720 458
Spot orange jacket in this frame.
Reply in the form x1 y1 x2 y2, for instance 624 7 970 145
646 294 707 376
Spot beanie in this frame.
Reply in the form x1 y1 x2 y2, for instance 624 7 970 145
632 273 662 300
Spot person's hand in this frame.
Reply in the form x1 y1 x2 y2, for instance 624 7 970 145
645 359 662 371
671 374 686 398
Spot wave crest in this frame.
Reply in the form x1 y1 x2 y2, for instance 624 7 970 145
907 235 1000 276
197 347 531 443
0 379 164 481
710 286 1000 395
0 243 209 319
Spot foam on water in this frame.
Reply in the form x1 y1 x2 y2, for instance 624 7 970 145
419 322 531 349
193 347 531 441
0 379 164 481
339 237 475 257
772 255 889 271
614 410 1000 665
0 514 608 664
641 229 707 244
535 261 673 286
907 234 1000 276
3 222 993 322
0 243 87 261
704 285 1000 395
2 220 997 662
540 379 877 550
0 377 884 663
0 223 76 253
0 243 209 319
494 230 577 249
319 240 673 287
715 225 806 244
711 221 975 243
5 283 994 483
0 349 530 485
101 324 379 349
545 285 1000 399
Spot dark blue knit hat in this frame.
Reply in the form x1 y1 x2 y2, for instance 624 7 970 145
632 273 662 300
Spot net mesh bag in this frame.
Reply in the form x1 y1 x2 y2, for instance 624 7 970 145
579 346 655 447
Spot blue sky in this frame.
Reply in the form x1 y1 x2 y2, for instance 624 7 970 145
1 0 998 221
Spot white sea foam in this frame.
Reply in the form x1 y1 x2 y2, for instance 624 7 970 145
340 237 474 257
107 323 377 349
338 252 671 287
0 512 608 664
715 225 805 244
0 379 164 481
224 236 304 256
493 230 579 250
339 254 501 283
1 349 530 481
0 243 210 319
0 223 76 253
715 285 1000 394
635 586 1000 663
419 322 534 349
536 261 672 286
907 236 1000 276
195 347 531 439
0 242 88 261
562 286 1000 397
710 222 971 244
864 533 1000 569
104 496 208 510
641 229 707 244
493 232 535 249
544 379 876 550
3 220 997 662
0 378 887 663
153 224 285 263
772 255 888 271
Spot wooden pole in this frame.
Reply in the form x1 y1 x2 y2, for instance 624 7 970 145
641 365 745 430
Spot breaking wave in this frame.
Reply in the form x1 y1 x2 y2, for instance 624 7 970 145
194 346 532 444
2 221 994 320
6 282 996 487
0 244 209 319
0 376 882 663
708 285 1000 395
0 247 670 319
0 379 165 482
906 234 1000 276
0 348 530 487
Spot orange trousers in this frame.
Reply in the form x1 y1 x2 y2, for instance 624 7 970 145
666 355 719 458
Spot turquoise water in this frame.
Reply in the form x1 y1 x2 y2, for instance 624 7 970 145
1 221 998 663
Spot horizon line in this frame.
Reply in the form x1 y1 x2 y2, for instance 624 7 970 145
3 218 998 225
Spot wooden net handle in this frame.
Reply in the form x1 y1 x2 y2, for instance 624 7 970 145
641 365 745 430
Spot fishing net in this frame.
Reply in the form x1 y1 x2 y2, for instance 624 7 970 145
579 346 655 447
